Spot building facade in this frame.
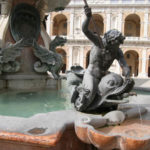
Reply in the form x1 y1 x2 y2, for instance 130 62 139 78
46 0 150 78
0 0 150 78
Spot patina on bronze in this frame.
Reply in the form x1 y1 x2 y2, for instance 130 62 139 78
67 5 135 112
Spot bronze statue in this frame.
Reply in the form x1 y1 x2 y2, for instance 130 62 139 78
67 5 134 112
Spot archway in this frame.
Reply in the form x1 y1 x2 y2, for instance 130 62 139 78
52 14 67 36
86 51 90 68
148 55 150 77
124 14 140 37
56 48 67 73
89 14 104 35
124 50 139 77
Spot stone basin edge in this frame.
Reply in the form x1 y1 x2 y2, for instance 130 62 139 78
0 110 76 147
74 115 150 150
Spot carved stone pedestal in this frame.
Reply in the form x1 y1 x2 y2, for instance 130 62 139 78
0 74 61 90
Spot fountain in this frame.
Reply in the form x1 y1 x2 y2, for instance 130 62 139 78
0 0 150 150
0 1 91 150
66 2 150 150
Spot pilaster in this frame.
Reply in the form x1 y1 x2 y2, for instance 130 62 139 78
144 12 149 38
70 13 74 37
118 12 123 33
106 13 111 32
80 46 84 67
138 49 148 78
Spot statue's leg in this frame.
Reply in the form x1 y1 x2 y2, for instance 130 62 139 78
75 71 100 111
82 72 99 102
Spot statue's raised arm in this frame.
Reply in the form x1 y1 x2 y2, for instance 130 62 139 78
82 6 104 48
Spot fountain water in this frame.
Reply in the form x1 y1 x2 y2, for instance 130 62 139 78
136 96 143 125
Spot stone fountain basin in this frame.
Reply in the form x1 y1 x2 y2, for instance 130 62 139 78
75 103 150 150
0 110 76 147
75 119 150 150
0 110 91 150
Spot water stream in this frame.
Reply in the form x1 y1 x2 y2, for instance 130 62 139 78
136 98 143 125
128 90 150 124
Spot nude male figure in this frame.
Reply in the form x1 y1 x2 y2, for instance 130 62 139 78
75 6 130 111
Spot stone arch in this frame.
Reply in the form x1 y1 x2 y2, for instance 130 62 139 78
52 14 67 36
124 50 139 77
86 51 90 68
124 14 141 37
56 48 67 73
89 14 104 35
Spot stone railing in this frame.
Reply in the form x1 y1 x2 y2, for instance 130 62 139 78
68 0 110 5
51 35 150 43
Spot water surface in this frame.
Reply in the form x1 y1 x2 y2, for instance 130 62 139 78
0 87 149 118
0 89 72 118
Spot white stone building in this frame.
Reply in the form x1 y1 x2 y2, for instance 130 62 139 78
0 0 150 78
46 0 150 78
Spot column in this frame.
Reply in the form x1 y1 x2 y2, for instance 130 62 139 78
68 46 73 69
81 13 85 37
106 0 110 4
118 12 123 32
144 12 149 38
106 13 111 31
80 46 84 67
46 14 51 35
138 49 148 78
118 0 122 4
70 13 74 37
67 20 70 36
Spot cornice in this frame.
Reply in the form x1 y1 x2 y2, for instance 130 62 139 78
67 38 150 47
67 3 150 10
